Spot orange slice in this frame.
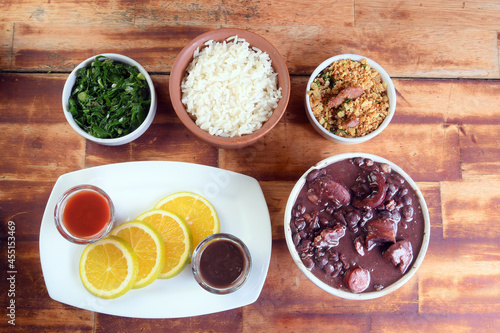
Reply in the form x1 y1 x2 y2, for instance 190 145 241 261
135 209 193 278
154 192 220 249
111 221 165 288
79 236 139 299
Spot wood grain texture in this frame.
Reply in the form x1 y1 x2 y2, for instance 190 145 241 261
85 121 219 168
441 180 500 239
0 24 13 70
219 121 461 181
0 74 85 181
355 0 500 30
446 80 500 123
1 0 500 332
5 23 498 78
0 240 94 331
460 125 500 181
0 122 84 180
0 181 53 240
96 310 243 333
419 239 500 314
279 26 499 78
135 0 355 28
0 74 67 124
0 0 134 25
259 181 295 240
418 182 443 240
371 314 500 332
243 312 370 332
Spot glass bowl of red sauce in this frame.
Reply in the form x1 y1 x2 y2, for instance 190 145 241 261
54 185 115 244
191 233 251 294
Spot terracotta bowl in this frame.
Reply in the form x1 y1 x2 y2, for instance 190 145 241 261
169 28 290 149
305 54 396 144
284 152 430 300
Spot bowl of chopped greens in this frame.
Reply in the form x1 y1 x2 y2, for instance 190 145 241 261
62 54 156 145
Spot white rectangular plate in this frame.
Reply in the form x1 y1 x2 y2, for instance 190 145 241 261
39 161 272 318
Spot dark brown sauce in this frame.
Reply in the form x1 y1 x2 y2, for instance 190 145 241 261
290 158 425 293
199 240 245 288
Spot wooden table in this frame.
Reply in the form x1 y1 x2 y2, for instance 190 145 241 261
1 1 499 331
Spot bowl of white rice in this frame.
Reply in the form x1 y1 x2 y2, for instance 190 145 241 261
169 28 290 149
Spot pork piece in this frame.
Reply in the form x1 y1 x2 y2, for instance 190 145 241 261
354 236 365 256
306 188 320 205
365 218 396 250
309 174 351 206
313 225 346 248
328 86 364 109
344 267 371 293
384 240 413 274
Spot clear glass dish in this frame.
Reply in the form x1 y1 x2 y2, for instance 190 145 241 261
54 184 115 244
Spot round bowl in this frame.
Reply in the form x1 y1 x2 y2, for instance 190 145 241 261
54 184 115 244
169 28 291 149
191 233 252 294
62 53 157 146
284 152 430 300
305 54 396 144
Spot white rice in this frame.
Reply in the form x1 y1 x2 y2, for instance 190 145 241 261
181 35 282 137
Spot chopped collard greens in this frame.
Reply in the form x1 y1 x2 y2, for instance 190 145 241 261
68 55 151 139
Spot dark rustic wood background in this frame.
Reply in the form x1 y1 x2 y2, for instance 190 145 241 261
1 1 499 332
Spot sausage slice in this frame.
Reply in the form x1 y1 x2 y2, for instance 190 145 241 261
328 86 364 109
344 267 371 293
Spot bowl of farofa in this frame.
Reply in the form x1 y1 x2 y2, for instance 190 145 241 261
169 28 290 149
62 54 157 146
305 54 396 144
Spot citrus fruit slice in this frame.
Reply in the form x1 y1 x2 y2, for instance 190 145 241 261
135 209 193 278
111 221 165 289
79 236 139 299
154 192 220 249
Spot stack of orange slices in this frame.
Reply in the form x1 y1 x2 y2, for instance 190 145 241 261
78 192 220 299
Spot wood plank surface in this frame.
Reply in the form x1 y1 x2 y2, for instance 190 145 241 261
134 0 355 28
0 1 135 25
355 0 500 30
0 24 13 70
460 125 500 180
371 314 500 332
441 180 500 238
219 121 461 182
0 240 94 330
2 22 498 78
0 74 85 182
1 0 499 332
419 239 500 314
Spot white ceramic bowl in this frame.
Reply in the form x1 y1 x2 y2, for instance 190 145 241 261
305 54 396 144
62 53 157 146
284 152 430 300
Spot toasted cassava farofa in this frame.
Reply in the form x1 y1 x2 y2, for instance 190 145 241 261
308 59 390 138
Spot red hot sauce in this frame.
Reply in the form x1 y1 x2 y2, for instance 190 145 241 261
62 189 111 239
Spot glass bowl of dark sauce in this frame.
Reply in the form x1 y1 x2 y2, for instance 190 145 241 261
191 233 251 294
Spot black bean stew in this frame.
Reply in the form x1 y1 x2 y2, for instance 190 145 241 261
290 157 425 293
